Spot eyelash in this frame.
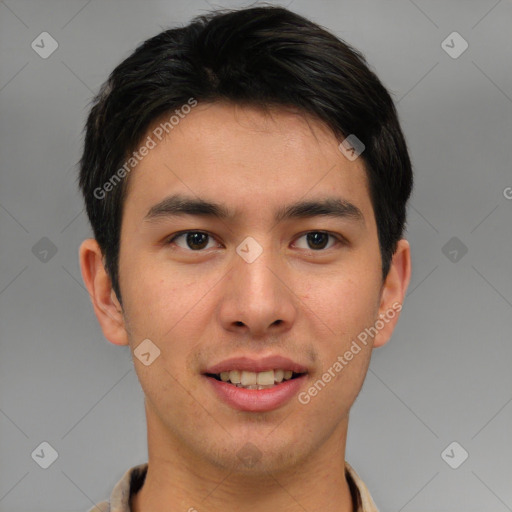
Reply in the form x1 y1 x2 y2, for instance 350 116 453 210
164 230 346 252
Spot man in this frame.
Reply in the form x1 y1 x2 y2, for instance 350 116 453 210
78 6 412 511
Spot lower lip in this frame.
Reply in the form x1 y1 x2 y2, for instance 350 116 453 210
205 375 307 412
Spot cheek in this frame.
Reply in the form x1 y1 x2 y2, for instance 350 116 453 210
121 261 218 374
120 258 180 341
307 270 380 338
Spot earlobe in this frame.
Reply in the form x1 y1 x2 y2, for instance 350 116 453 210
78 238 129 346
373 239 412 348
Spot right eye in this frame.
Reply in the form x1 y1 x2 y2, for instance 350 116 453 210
165 231 221 251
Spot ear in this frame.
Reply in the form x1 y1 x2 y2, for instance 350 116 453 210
373 239 411 348
78 238 129 346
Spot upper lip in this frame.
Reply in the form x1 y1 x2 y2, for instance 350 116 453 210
204 355 309 374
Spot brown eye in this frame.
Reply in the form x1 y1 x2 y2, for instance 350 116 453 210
294 231 339 251
306 232 329 250
167 231 216 251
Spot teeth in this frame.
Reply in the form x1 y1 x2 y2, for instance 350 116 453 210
240 371 257 386
229 370 241 384
217 369 299 387
274 369 284 383
256 370 274 385
239 384 275 390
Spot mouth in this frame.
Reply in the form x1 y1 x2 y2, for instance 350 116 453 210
203 356 309 412
205 369 307 390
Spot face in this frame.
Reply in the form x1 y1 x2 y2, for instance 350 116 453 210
81 101 410 475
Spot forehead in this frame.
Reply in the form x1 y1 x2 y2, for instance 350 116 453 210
122 102 373 225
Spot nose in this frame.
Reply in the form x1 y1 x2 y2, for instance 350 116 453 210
217 237 297 338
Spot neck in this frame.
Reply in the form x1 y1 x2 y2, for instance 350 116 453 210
132 403 354 512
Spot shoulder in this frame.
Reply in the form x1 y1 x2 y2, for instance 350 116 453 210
86 500 110 512
345 462 380 512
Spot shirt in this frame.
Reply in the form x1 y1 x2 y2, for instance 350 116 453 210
87 461 379 512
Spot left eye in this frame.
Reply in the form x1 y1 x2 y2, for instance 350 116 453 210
166 231 340 251
294 231 339 251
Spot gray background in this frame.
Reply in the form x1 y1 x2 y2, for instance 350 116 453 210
0 0 511 510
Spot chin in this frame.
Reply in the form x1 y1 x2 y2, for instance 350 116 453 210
209 437 308 476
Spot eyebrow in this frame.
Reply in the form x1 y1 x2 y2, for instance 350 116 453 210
144 193 365 225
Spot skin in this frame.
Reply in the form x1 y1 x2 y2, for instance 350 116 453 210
79 101 411 512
